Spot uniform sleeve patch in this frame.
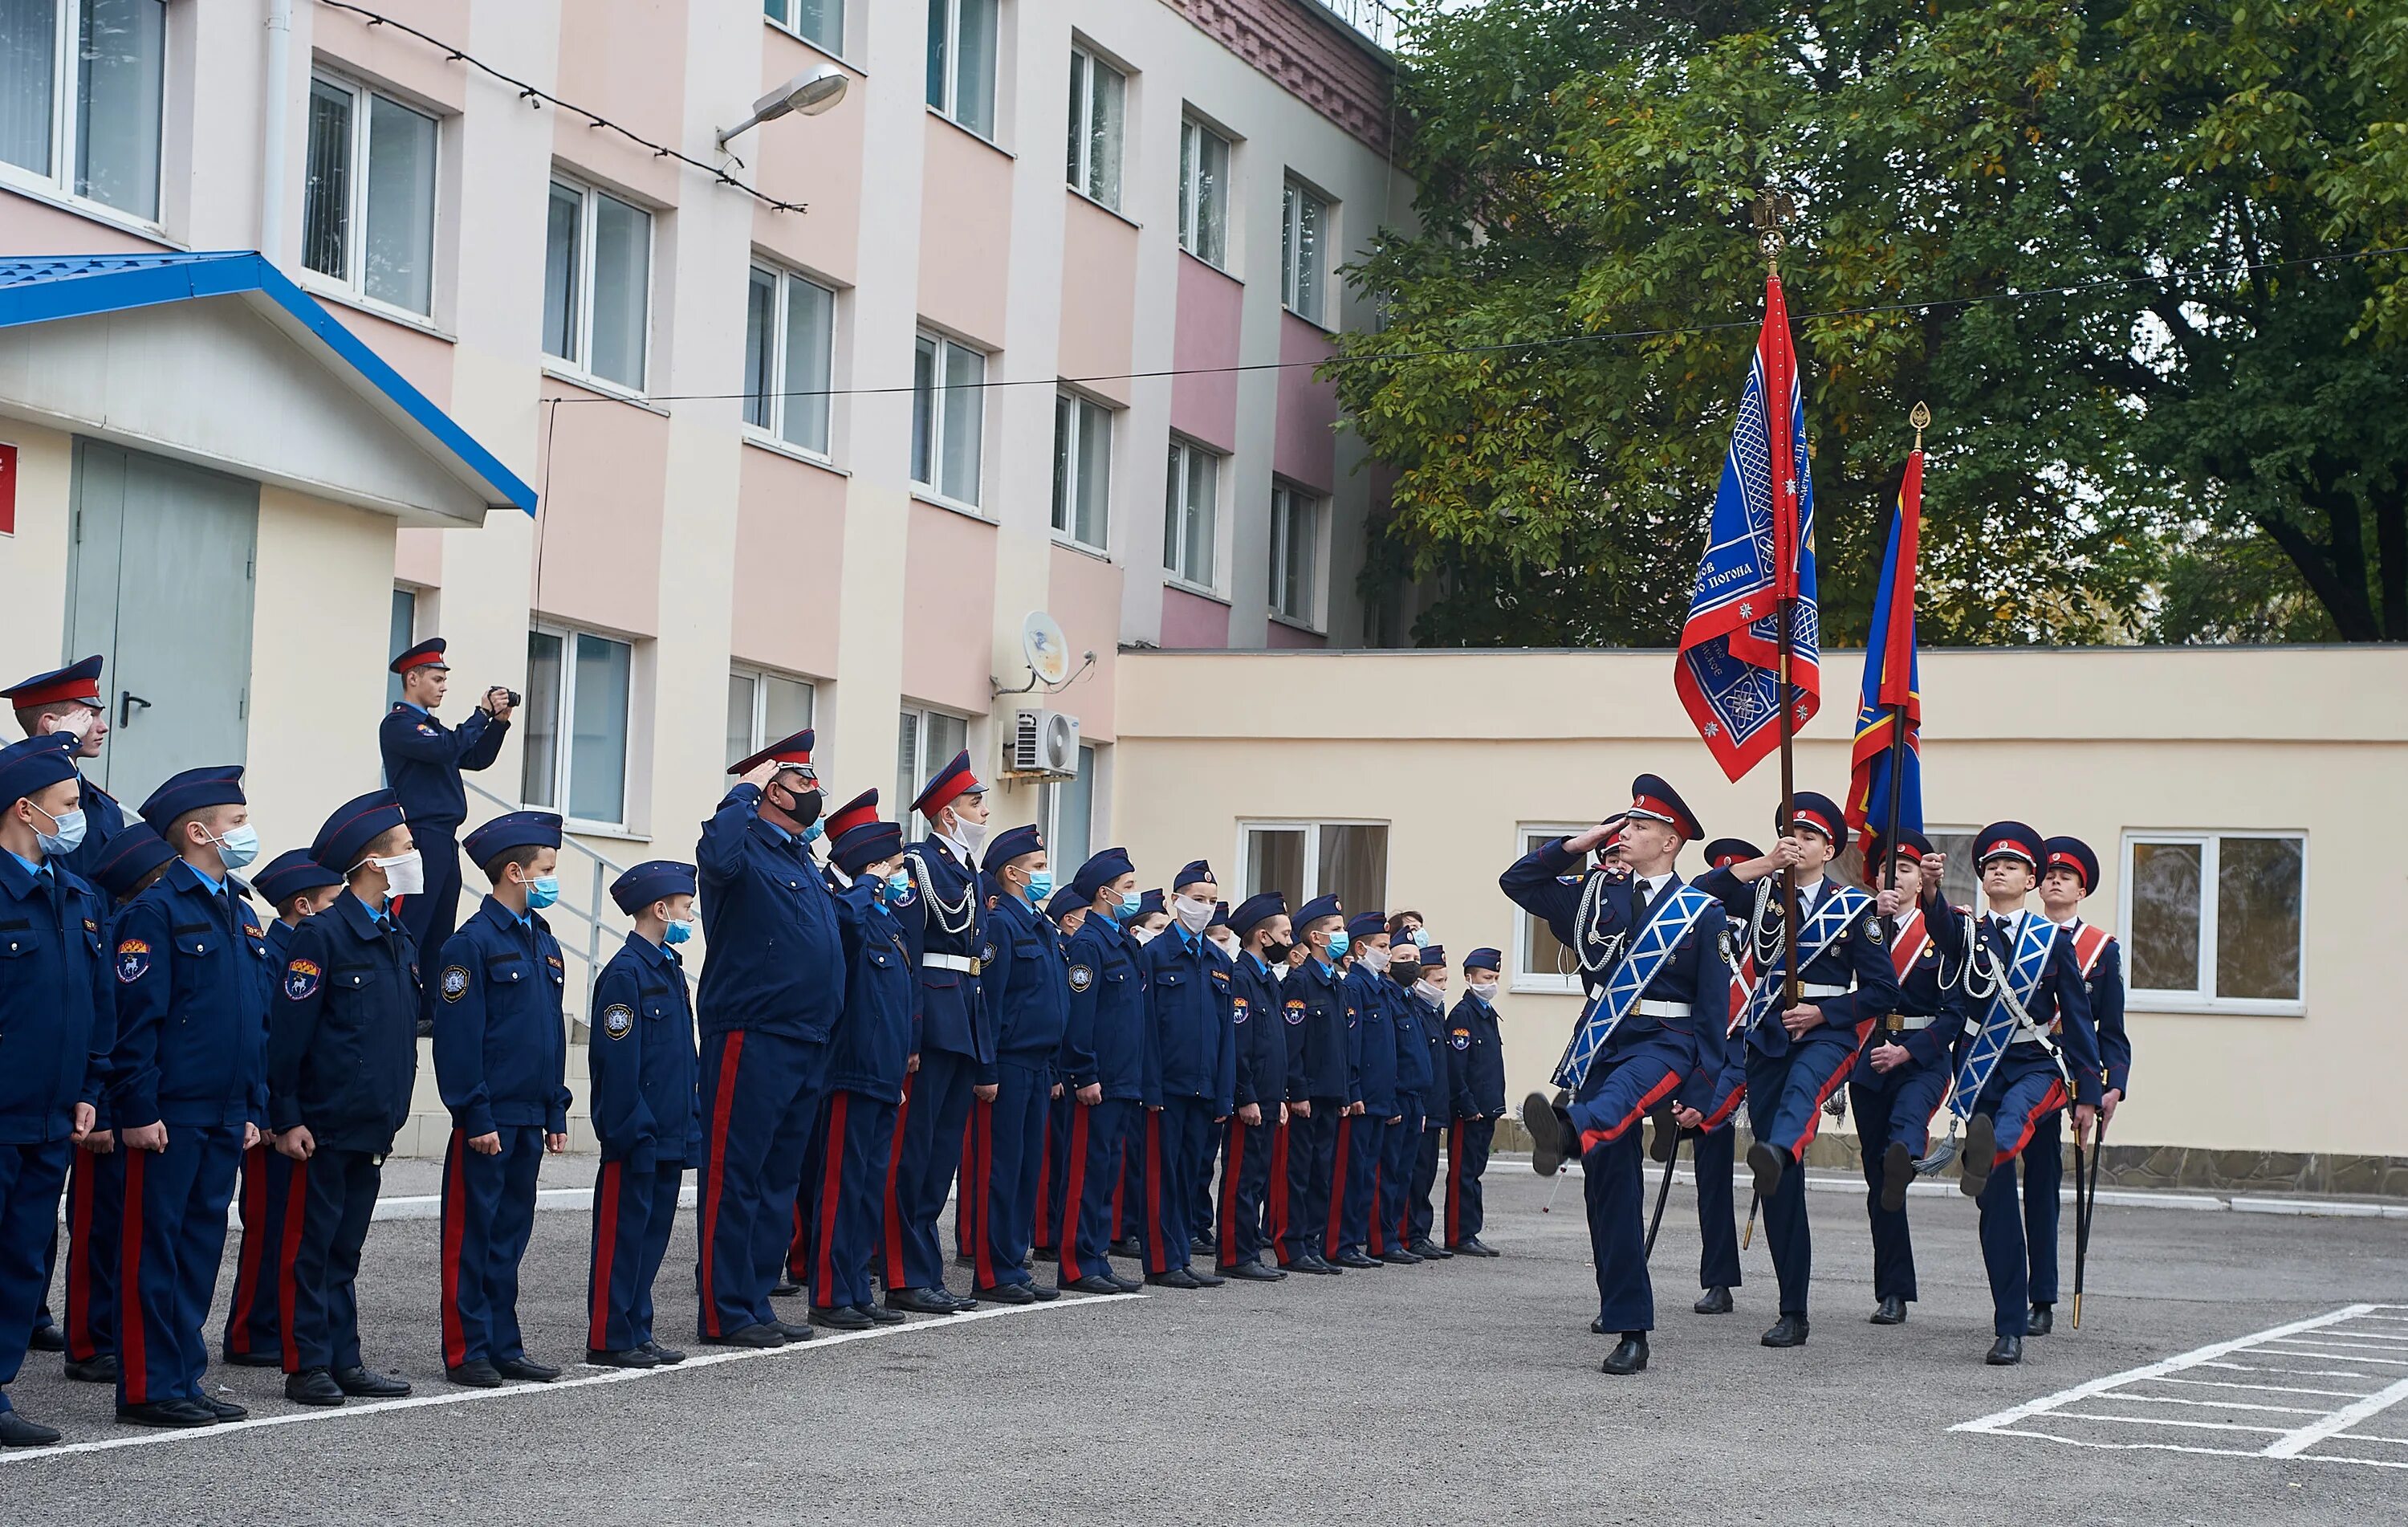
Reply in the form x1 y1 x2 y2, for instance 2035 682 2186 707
1231 996 1249 1023
114 939 151 983
1865 919 1884 944
982 943 997 964
283 959 322 1000
1450 1031 1470 1050
417 723 439 737
1283 999 1306 1024
1068 964 1094 993
440 965 470 1003
601 1003 635 1040
83 918 99 934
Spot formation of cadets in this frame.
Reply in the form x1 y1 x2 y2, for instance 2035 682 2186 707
0 642 1516 1446
1511 776 2130 1376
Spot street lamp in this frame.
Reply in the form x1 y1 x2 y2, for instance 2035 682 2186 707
717 64 849 149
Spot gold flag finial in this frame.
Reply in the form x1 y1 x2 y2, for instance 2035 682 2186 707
1910 401 1930 449
1751 186 1796 273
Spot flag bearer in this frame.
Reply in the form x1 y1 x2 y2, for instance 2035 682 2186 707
1279 895 1352 1276
1056 849 1148 1296
1136 861 1233 1289
1217 894 1289 1281
1442 949 1505 1257
2029 834 2127 1336
966 825 1068 1305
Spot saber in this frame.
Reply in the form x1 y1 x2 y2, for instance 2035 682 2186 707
2074 1092 2107 1329
1540 1166 1570 1214
1741 1187 1760 1250
1644 1133 1684 1258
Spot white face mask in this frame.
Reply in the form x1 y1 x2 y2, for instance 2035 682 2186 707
371 849 425 900
1173 894 1216 935
1271 963 1289 983
954 817 988 851
1413 979 1444 1004
1208 932 1239 959
1357 944 1391 975
1468 980 1499 1005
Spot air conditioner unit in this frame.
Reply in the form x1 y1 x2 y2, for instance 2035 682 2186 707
1010 706 1080 778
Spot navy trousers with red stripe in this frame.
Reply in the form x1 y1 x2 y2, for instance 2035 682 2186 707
1853 1061 1953 1305
1570 1042 1690 1328
62 1144 124 1363
1217 1112 1275 1268
438 1125 543 1368
0 1141 71 1413
973 1059 1049 1291
1443 1117 1493 1248
1743 1028 1865 1318
694 1028 825 1339
1975 1057 2071 1337
885 1048 976 1294
1376 1093 1424 1252
115 1126 242 1407
1330 1113 1385 1260
586 1155 682 1354
1035 1090 1070 1255
1056 1097 1135 1286
285 1148 382 1373
1189 1123 1217 1251
222 1142 291 1363
1140 1100 1212 1274
1281 1104 1338 1265
2024 1110 2064 1305
1693 1124 1743 1289
804 1090 897 1312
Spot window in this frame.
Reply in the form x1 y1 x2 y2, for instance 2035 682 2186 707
1511 826 1583 993
385 588 417 711
543 176 651 391
0 0 167 220
523 626 634 828
743 264 836 457
764 0 842 53
925 0 998 140
724 667 816 768
1051 392 1111 549
1269 480 1322 625
1039 743 1097 877
1164 437 1219 589
896 706 970 837
1280 179 1328 322
1178 119 1229 269
1065 45 1124 210
302 73 437 316
910 332 986 507
2121 833 2305 1013
1239 821 1387 926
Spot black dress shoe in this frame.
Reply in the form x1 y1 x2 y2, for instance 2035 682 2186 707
1295 1255 1342 1276
0 1410 63 1447
1453 1237 1500 1258
1377 1248 1424 1265
1880 1142 1914 1213
885 1285 959 1314
1522 1091 1569 1175
1590 1315 1610 1334
1870 1295 1908 1325
220 1348 282 1368
1145 1268 1204 1289
1106 1272 1143 1292
2028 1303 2054 1336
1109 1237 1142 1259
1694 1286 1734 1315
63 1354 117 1383
286 1369 346 1406
1189 1268 1226 1287
770 1321 816 1342
1063 1275 1126 1295
1190 1234 1216 1254
26 1324 65 1353
1959 1114 1996 1198
974 1282 1036 1305
1223 1260 1286 1282
1332 1249 1380 1269
769 1280 803 1297
700 1323 784 1349
1760 1314 1811 1348
493 1356 561 1383
1747 1141 1789 1198
586 1346 661 1368
642 1340 689 1362
199 1395 248 1421
1987 1334 2024 1365
1408 1239 1453 1260
116 1399 218 1428
1601 1334 1649 1375
333 1366 412 1397
859 1305 906 1325
446 1358 505 1387
809 1305 874 1331
943 1289 980 1310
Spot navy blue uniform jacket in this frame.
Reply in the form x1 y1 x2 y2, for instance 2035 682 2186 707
57 770 126 887
1061 915 1153 1103
1343 963 1401 1118
588 930 700 1167
1848 894 1968 1091
1447 991 1503 1119
982 889 1069 1085
109 859 272 1131
1930 907 2102 1107
267 894 421 1154
1142 926 1235 1117
901 837 990 1065
695 784 844 1044
1695 865 1897 1061
820 882 917 1103
1285 956 1354 1104
433 896 571 1136
378 704 509 835
1230 953 1287 1110
0 853 112 1144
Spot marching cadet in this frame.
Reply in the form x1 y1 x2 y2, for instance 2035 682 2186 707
1852 832 1968 1328
694 731 840 1350
1056 849 1147 1296
1509 777 1731 1376
1279 894 1352 1277
1217 893 1290 1281
584 861 702 1366
379 640 515 1034
1694 792 1898 1350
433 812 572 1387
1673 837 1759 1315
886 751 992 1315
268 792 422 1405
220 849 346 1371
1333 912 1400 1270
5 657 127 884
110 767 274 1427
1133 860 1232 1289
1389 942 1451 1260
968 824 1068 1305
1931 821 2100 1365
1442 949 1505 1257
0 735 113 1448
2028 834 2128 1334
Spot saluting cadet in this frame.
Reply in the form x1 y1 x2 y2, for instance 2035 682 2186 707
967 824 1068 1305
694 731 840 1350
268 792 422 1406
0 735 113 1448
1673 837 1758 1315
433 812 571 1387
1333 912 1399 1270
1056 849 1148 1296
584 861 702 1367
1279 894 1352 1276
1693 792 1898 1350
1442 949 1505 1257
5 657 127 885
886 751 993 1315
110 767 274 1427
1132 860 1232 1289
1217 894 1290 1281
1851 832 1968 1328
219 849 345 1372
1390 943 1451 1260
1510 777 1730 1376
2028 834 2127 1335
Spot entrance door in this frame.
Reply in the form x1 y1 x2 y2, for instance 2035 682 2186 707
65 440 259 804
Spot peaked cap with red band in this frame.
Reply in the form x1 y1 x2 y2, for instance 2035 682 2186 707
1973 820 2043 869
1625 773 1702 841
3 655 105 711
389 638 449 675
1781 791 1848 845
911 748 985 820
824 788 880 840
2040 834 2099 894
729 727 816 777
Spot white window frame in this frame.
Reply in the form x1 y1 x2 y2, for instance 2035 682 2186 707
1164 434 1221 592
1065 43 1125 210
1234 819 1389 909
742 261 838 461
0 0 169 227
896 704 972 837
543 173 654 394
925 0 999 140
2117 830 2308 1016
911 329 988 511
1510 824 1588 995
523 622 637 833
300 71 440 319
1269 478 1324 629
1178 116 1230 270
1280 177 1329 324
725 666 818 770
1051 389 1112 551
763 0 845 57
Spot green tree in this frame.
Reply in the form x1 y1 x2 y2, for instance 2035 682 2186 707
1337 0 2408 645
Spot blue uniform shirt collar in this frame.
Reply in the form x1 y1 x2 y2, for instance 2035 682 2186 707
397 700 429 716
0 849 45 895
170 857 226 898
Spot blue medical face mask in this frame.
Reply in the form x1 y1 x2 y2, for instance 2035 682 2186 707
31 803 87 857
1112 890 1142 921
1409 926 1429 947
1025 869 1055 903
664 918 694 945
206 821 260 871
885 871 913 902
525 875 560 910
1326 929 1352 959
802 821 824 845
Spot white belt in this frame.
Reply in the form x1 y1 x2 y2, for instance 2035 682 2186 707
1884 1013 1935 1032
1633 1000 1691 1019
1800 983 1850 999
922 953 981 975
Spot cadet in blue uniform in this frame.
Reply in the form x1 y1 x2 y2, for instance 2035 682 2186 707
1675 837 1757 1315
1279 894 1352 1276
1442 949 1505 1256
5 656 128 886
219 849 345 1371
885 751 992 1314
269 792 422 1405
2029 834 2127 1335
584 861 702 1366
378 639 515 1034
1849 832 1968 1328
1511 776 1731 1375
433 812 571 1387
1034 883 1094 1260
1217 894 1290 1281
1383 937 1443 1262
1111 886 1172 1255
1934 821 2100 1365
694 731 840 1349
1332 912 1400 1269
0 736 113 1447
967 824 1068 1305
109 767 273 1427
1132 860 1231 1289
1055 849 1149 1295
1692 792 1898 1350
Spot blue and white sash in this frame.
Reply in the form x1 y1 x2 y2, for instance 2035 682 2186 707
1739 883 1873 1035
1551 882 1716 1090
1946 911 2056 1119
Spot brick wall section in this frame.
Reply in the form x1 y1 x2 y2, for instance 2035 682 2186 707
1161 0 1395 156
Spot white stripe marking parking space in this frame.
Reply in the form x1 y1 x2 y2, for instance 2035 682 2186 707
0 1290 1140 1466
1955 1303 2408 1471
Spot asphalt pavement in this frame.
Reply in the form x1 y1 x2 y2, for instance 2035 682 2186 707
5 1158 2402 1525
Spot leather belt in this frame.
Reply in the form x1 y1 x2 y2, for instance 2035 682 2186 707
1633 1000 1691 1018
1884 1013 1935 1032
1799 982 1850 999
922 953 982 975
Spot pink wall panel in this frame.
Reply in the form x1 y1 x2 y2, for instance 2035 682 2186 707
1273 312 1337 493
326 304 454 408
900 499 999 715
526 382 667 636
917 120 1012 348
394 528 444 589
751 32 865 286
553 2 687 173
1264 617 1327 649
730 447 846 680
1169 254 1243 453
0 198 165 257
315 2 472 112
1044 544 1123 743
1059 197 1138 406
1158 585 1232 650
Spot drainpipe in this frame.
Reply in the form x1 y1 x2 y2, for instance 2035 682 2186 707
260 0 293 264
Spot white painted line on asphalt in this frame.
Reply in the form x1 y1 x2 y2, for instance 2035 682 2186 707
2200 1360 2373 1380
0 1288 1142 1466
2052 1412 2288 1435
2256 1344 2408 1366
2154 1376 2368 1400
2230 1197 2388 1218
2263 1374 2408 1459
2092 1394 2329 1416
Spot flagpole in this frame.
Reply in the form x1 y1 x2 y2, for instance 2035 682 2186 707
1756 189 1803 1010
1880 402 1928 900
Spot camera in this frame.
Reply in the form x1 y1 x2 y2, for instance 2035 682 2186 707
490 687 522 708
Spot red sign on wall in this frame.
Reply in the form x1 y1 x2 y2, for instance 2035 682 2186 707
0 442 16 535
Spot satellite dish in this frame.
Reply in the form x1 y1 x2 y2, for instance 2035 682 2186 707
1022 611 1071 687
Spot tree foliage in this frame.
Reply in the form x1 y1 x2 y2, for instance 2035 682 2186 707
1336 0 2408 646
